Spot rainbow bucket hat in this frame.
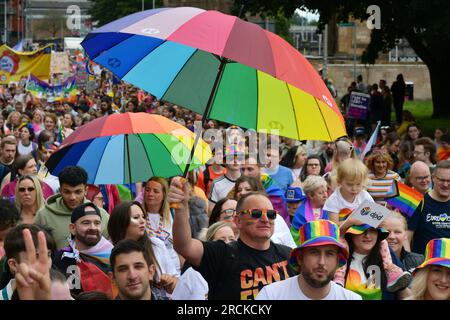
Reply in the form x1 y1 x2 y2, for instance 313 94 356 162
289 219 349 272
413 238 450 274
344 224 390 242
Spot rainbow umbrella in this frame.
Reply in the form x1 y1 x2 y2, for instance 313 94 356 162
45 113 211 184
81 7 346 143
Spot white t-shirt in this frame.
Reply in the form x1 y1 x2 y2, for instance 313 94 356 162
256 275 362 300
271 214 297 249
146 213 181 276
349 252 369 284
171 267 208 300
209 175 237 203
17 141 34 156
150 237 178 279
291 168 302 182
323 187 374 215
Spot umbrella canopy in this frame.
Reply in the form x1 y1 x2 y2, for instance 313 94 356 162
81 7 346 141
45 113 212 184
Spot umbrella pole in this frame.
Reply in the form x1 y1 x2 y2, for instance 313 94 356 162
125 134 133 185
182 57 227 178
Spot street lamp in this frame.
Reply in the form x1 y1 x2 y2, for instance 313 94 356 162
1 1 7 43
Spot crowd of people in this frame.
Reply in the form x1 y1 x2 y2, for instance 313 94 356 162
0 67 449 301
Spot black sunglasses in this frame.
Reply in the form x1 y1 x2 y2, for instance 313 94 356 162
239 209 278 220
19 187 35 193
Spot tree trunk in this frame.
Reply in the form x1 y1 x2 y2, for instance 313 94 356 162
428 62 450 118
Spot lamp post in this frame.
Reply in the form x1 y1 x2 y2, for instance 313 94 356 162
1 1 7 43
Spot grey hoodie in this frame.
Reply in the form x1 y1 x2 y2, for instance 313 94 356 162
34 194 110 250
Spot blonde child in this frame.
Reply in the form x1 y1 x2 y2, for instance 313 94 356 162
323 158 411 292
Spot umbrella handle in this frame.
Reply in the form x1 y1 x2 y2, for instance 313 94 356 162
169 177 187 209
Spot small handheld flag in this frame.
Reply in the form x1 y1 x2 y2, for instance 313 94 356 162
386 181 424 217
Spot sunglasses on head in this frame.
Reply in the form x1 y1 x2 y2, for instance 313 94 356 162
19 187 35 193
239 209 278 220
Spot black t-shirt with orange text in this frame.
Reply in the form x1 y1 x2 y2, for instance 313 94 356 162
195 239 296 300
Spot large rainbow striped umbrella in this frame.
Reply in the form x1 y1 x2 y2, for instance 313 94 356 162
45 113 212 184
81 7 346 142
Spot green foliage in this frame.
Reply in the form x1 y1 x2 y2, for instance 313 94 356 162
401 100 449 137
233 0 450 116
274 10 293 45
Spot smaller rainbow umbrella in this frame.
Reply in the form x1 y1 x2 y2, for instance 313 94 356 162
45 113 212 184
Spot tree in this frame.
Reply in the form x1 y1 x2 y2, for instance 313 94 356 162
292 11 308 25
33 10 67 39
232 0 450 117
89 0 164 27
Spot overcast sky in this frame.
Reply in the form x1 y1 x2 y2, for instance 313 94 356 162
295 8 320 21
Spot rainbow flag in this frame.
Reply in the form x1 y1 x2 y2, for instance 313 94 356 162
26 74 77 102
386 181 424 217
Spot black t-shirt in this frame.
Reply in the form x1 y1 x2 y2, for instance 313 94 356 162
408 193 450 254
0 163 11 183
195 239 295 300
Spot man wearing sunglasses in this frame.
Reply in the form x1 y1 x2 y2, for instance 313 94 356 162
408 160 450 255
170 178 295 300
240 154 296 249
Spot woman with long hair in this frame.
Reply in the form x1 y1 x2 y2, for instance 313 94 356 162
5 111 21 135
108 201 178 296
61 112 75 139
280 145 308 182
342 224 410 300
31 109 45 138
406 238 450 300
1 154 54 200
141 177 181 275
14 174 45 224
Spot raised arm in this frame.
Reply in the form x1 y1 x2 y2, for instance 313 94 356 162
169 177 204 267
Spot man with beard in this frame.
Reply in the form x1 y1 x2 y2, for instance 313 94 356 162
53 202 114 297
319 142 334 167
408 160 450 255
0 137 17 184
34 166 109 249
256 220 361 300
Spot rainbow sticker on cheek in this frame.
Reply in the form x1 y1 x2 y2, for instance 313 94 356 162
130 217 142 225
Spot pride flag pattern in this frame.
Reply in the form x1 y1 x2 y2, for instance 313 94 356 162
386 181 424 217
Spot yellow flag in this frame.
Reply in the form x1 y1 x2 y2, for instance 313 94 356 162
0 44 51 84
